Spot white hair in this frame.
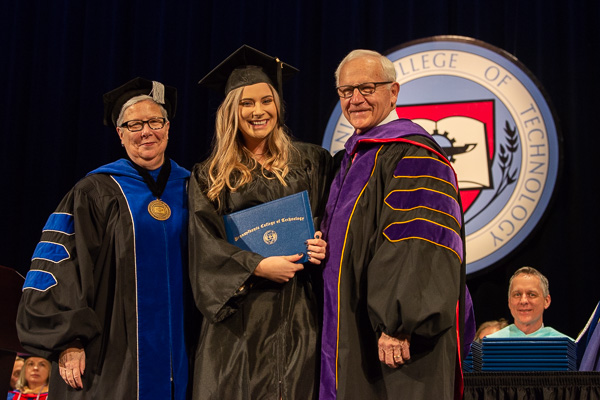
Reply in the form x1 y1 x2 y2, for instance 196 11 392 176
334 49 396 86
116 95 168 127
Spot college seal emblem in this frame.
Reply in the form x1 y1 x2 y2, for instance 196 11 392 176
263 230 278 245
322 36 562 274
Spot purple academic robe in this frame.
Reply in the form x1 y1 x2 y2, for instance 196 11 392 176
320 119 467 400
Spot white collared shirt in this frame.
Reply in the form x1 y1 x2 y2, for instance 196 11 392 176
377 109 399 127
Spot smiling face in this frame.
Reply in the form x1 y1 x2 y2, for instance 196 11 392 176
117 99 170 170
24 357 50 390
237 82 278 150
508 273 551 334
337 56 399 134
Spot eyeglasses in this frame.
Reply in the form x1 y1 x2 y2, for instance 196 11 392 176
336 81 393 99
120 117 166 132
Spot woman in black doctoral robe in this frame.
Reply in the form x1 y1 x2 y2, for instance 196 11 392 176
189 45 333 399
16 77 192 399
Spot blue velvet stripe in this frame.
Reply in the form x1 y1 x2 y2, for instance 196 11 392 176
23 270 58 291
385 189 462 228
43 213 75 235
109 160 189 400
394 156 458 193
31 241 70 263
383 218 463 261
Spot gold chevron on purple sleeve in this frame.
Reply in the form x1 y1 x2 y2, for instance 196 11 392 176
393 156 458 194
383 218 464 261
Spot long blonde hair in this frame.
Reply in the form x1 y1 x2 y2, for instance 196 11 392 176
205 83 296 209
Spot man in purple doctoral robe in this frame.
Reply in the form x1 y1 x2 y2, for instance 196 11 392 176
319 49 471 400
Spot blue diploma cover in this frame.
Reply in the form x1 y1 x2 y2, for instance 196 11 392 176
223 191 315 263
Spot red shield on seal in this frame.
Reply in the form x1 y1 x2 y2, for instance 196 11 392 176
396 100 495 212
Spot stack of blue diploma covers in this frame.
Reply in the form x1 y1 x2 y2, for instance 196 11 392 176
463 340 482 372
477 337 577 371
223 190 315 263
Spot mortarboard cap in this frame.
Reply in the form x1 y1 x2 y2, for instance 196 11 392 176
103 77 177 127
198 45 299 96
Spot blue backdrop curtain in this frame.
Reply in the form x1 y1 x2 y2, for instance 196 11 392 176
1 0 598 339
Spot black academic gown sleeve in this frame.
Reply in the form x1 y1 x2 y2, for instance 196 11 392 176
187 167 265 323
17 177 109 361
17 174 142 400
366 142 461 341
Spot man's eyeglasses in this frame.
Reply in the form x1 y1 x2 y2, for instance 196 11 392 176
336 81 393 99
120 118 166 132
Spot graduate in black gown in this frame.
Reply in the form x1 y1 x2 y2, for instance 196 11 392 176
188 45 333 399
16 78 192 399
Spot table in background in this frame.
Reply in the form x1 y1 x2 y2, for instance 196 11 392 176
464 371 600 400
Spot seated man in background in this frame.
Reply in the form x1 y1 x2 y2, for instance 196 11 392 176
487 266 572 339
9 356 25 391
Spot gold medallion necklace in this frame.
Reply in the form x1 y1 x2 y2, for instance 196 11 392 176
129 157 172 221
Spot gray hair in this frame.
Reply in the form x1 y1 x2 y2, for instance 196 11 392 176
116 95 168 127
334 49 396 86
508 266 550 298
